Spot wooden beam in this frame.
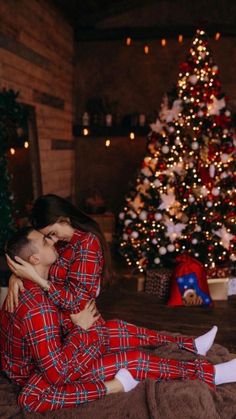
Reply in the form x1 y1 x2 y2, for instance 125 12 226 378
75 24 236 42
0 33 50 69
51 139 74 149
33 90 65 110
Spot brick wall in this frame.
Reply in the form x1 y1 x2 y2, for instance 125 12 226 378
0 0 75 197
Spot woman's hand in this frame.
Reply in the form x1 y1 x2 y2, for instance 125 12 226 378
70 300 100 330
5 274 25 312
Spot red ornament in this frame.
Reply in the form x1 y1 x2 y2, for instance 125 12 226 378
148 213 155 221
126 228 132 234
208 245 214 251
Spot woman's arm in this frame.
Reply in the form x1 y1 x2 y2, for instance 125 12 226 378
47 234 103 312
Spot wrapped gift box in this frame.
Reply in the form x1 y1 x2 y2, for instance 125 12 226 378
207 278 229 301
145 268 172 302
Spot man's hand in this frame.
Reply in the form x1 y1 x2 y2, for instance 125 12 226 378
5 274 25 312
70 300 100 330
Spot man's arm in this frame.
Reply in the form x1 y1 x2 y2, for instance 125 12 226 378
22 301 106 386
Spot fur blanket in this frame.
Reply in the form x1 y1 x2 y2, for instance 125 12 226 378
1 342 236 419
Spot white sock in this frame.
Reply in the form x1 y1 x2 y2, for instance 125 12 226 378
115 368 139 392
215 359 236 385
194 325 218 356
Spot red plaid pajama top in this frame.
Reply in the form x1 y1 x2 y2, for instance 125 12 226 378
47 230 103 314
0 280 106 387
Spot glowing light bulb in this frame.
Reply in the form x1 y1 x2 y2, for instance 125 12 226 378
126 37 132 46
10 148 15 155
144 45 149 54
105 139 111 147
83 128 89 136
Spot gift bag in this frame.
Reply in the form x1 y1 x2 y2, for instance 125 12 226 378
145 268 172 302
167 254 212 307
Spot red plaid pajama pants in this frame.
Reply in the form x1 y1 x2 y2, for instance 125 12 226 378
19 349 215 413
103 319 197 353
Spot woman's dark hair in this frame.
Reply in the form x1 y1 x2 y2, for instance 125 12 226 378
31 194 112 284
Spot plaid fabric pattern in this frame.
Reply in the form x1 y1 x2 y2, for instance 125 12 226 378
48 230 103 313
19 350 215 413
0 280 107 387
104 320 197 354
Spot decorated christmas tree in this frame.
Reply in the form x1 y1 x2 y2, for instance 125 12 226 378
119 29 235 274
175 29 236 271
119 92 189 272
0 89 24 254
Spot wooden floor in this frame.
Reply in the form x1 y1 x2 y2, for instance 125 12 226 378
97 281 236 353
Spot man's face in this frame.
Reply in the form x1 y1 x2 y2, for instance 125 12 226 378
28 230 58 267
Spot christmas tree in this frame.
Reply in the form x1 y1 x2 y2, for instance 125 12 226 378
119 29 235 273
0 89 24 254
175 29 236 270
119 92 188 272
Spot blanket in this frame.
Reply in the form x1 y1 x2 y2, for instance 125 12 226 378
1 341 236 419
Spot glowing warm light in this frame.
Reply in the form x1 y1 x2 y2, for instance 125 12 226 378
215 32 221 41
10 148 15 155
144 45 149 54
130 132 135 140
24 141 29 149
105 139 111 147
161 38 167 47
178 34 183 43
83 128 89 136
126 37 132 46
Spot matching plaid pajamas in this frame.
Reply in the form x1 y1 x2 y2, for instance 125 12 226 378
0 230 216 412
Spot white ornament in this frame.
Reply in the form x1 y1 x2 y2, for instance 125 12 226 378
163 216 186 242
162 145 170 154
230 254 236 262
213 226 234 250
212 187 220 196
189 162 194 168
189 74 198 85
195 225 201 232
143 178 150 185
221 153 230 163
209 164 215 178
154 179 161 188
119 212 125 220
191 141 199 150
159 246 167 255
188 196 195 203
123 233 128 240
195 253 199 257
152 239 158 245
158 190 177 210
192 238 198 245
124 219 132 226
141 167 152 177
150 119 163 133
206 201 213 208
168 126 175 133
131 231 139 239
175 138 181 145
208 96 226 116
167 244 175 252
154 257 161 264
154 212 162 221
220 171 228 179
139 210 148 220
163 161 184 177
198 110 204 117
131 194 144 211
200 186 209 197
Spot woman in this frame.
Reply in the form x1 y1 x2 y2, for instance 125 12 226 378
7 194 219 354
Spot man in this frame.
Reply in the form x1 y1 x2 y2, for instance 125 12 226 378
0 227 125 411
1 227 236 413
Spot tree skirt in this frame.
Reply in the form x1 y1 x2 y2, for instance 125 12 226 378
1 341 236 419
